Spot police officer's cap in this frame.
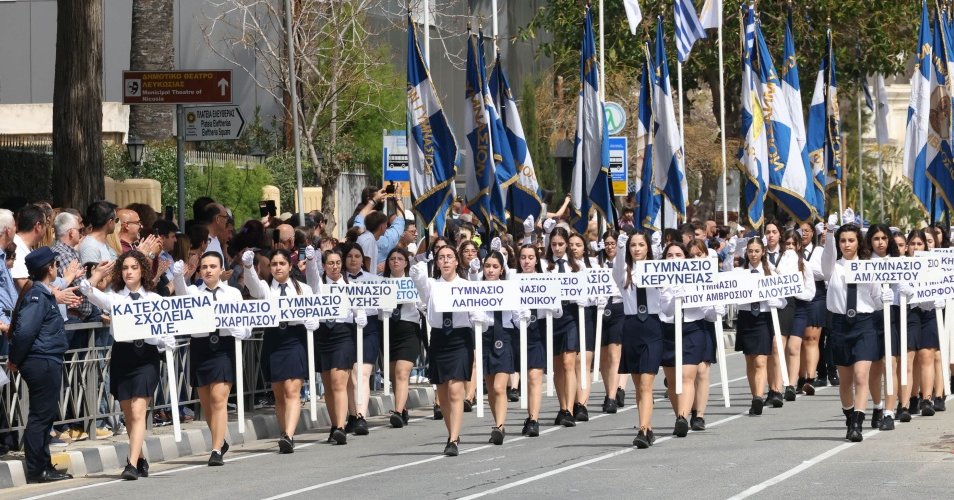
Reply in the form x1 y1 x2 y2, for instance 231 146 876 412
25 247 57 274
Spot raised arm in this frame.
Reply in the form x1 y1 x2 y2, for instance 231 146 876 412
821 227 837 282
612 232 629 288
241 250 269 299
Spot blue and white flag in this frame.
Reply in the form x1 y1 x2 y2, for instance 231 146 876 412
752 15 814 222
926 7 954 217
737 4 768 228
903 1 938 218
806 27 843 195
862 77 874 111
406 15 457 231
653 16 687 218
673 0 706 63
490 53 543 223
635 42 661 231
571 6 615 232
477 32 511 229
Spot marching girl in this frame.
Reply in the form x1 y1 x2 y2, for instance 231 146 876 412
686 239 715 430
242 248 320 453
543 227 587 427
342 243 380 436
81 251 176 480
778 229 817 402
409 245 488 456
382 247 422 428
514 244 549 437
797 222 828 395
172 252 251 466
612 231 664 448
822 222 891 442
596 230 626 413
567 231 604 421
459 239 481 411
927 224 949 412
658 242 720 437
735 238 786 416
901 229 942 419
763 222 790 407
864 224 901 429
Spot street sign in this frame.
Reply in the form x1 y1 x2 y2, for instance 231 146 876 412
122 70 233 105
608 137 628 195
383 130 409 181
604 101 626 136
183 105 245 141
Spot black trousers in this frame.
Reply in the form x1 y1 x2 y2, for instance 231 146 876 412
19 357 63 477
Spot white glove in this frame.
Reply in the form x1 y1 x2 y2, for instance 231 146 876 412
617 231 629 249
815 222 825 235
726 236 737 255
381 308 393 319
416 302 428 315
899 283 916 300
881 287 894 304
935 299 946 310
172 260 185 278
552 303 564 319
761 235 768 246
355 309 368 328
843 208 855 225
232 328 252 341
409 261 424 280
517 308 531 322
543 218 556 234
242 250 255 268
469 257 481 274
713 304 726 317
651 231 661 246
826 213 839 232
768 297 787 309
705 305 725 323
156 334 177 352
304 318 320 331
596 296 608 308
523 215 535 234
469 311 488 329
305 245 316 261
491 237 502 252
669 285 685 299
78 278 93 297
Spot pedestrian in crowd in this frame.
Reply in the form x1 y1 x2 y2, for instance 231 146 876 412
10 205 48 291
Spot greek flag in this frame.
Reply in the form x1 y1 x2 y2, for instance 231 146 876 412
737 4 768 228
623 0 643 35
571 6 615 232
673 0 706 63
926 7 954 217
406 15 457 231
653 16 687 217
635 42 661 231
477 33 511 229
489 53 543 223
903 1 939 217
806 27 843 195
752 14 814 222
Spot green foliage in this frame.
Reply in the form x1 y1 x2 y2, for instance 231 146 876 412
520 77 562 194
260 150 314 212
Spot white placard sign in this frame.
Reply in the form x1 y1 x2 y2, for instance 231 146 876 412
515 276 561 310
912 275 954 302
387 277 420 304
751 271 805 301
679 270 804 307
214 299 279 329
277 294 349 321
584 268 620 297
846 257 938 284
633 258 717 288
110 295 216 341
431 281 520 312
915 251 954 270
328 282 397 310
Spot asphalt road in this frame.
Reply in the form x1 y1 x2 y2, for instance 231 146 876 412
11 352 954 499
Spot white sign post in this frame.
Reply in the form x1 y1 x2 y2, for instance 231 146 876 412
582 269 620 383
516 274 563 396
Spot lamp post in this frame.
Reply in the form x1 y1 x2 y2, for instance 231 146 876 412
250 149 267 167
127 136 146 178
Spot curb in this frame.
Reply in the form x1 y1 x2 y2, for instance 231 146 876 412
0 387 434 489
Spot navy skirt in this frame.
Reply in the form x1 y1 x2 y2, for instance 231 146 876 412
888 305 902 356
831 313 880 366
662 320 714 367
552 303 581 355
776 302 796 336
736 310 773 356
792 298 826 337
909 307 940 350
601 302 625 346
584 305 598 351
619 314 664 374
483 326 515 375
316 322 357 371
389 318 422 363
190 335 236 387
428 327 474 384
524 313 548 370
359 315 382 365
262 324 308 382
110 341 161 401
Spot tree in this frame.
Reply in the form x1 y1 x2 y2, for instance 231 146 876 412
52 0 104 209
129 0 175 141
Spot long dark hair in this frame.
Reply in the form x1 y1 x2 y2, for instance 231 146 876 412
342 242 366 274
321 247 347 284
598 230 619 266
866 224 900 258
834 224 870 260
111 250 155 293
516 244 543 274
481 251 508 280
624 231 653 289
267 248 302 293
545 227 580 272
433 245 466 279
906 229 929 256
742 238 772 276
568 232 591 268
782 228 806 274
383 247 411 278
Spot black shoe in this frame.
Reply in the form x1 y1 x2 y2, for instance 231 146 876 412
345 414 357 433
331 427 347 445
463 399 474 413
828 373 840 386
910 396 921 412
443 438 459 457
633 429 651 449
278 433 295 454
802 380 816 396
208 451 224 466
433 404 444 420
555 409 576 427
795 377 805 394
524 419 539 437
813 376 828 388
871 408 884 429
121 461 139 480
690 415 706 431
221 440 229 457
326 428 336 443
847 411 865 442
573 402 589 422
899 407 912 423
28 468 73 484
879 414 896 431
673 416 689 437
920 399 936 417
507 388 520 402
390 410 405 428
602 396 618 414
490 426 505 445
934 397 946 412
136 457 149 477
767 391 784 408
615 387 626 407
784 386 797 402
354 414 369 435
646 429 656 446
843 407 854 439
749 397 764 415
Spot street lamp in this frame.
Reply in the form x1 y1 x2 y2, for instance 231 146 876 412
250 149 267 166
127 136 146 178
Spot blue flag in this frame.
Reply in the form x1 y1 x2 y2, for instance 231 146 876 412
806 27 843 195
738 4 768 228
653 16 687 218
406 15 458 231
635 42 661 231
903 1 939 218
673 0 706 63
926 8 954 217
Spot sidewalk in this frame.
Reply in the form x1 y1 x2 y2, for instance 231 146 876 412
0 385 435 488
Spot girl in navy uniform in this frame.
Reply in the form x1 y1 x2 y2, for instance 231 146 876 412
778 229 817 402
242 248 319 453
514 244 550 437
686 239 716 429
342 243 379 436
459 239 481 411
822 222 891 442
864 224 901 429
596 230 625 413
900 230 942 419
382 247 421 428
172 251 251 465
409 245 488 456
612 231 664 448
795 223 827 395
82 251 176 480
567 232 604 421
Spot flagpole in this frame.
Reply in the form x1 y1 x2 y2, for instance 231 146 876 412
285 0 304 226
423 0 429 66
599 0 606 101
677 60 686 223
718 7 728 226
878 148 885 218
492 0 499 52
857 89 864 223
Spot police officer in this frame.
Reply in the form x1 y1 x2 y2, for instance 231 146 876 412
9 247 73 483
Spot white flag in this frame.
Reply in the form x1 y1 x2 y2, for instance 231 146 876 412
623 0 643 35
699 0 722 30
873 73 890 145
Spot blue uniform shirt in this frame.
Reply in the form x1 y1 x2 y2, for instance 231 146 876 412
10 283 67 365
0 248 16 324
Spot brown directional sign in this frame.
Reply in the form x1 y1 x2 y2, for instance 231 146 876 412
122 70 233 105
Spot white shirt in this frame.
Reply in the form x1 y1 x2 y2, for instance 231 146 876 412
776 249 816 302
10 234 30 280
356 231 378 274
658 284 713 324
206 236 224 261
821 233 884 315
611 250 661 315
244 267 314 326
411 270 486 329
173 278 248 338
83 284 164 346
803 243 826 283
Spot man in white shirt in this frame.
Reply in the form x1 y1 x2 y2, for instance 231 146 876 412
11 204 47 291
